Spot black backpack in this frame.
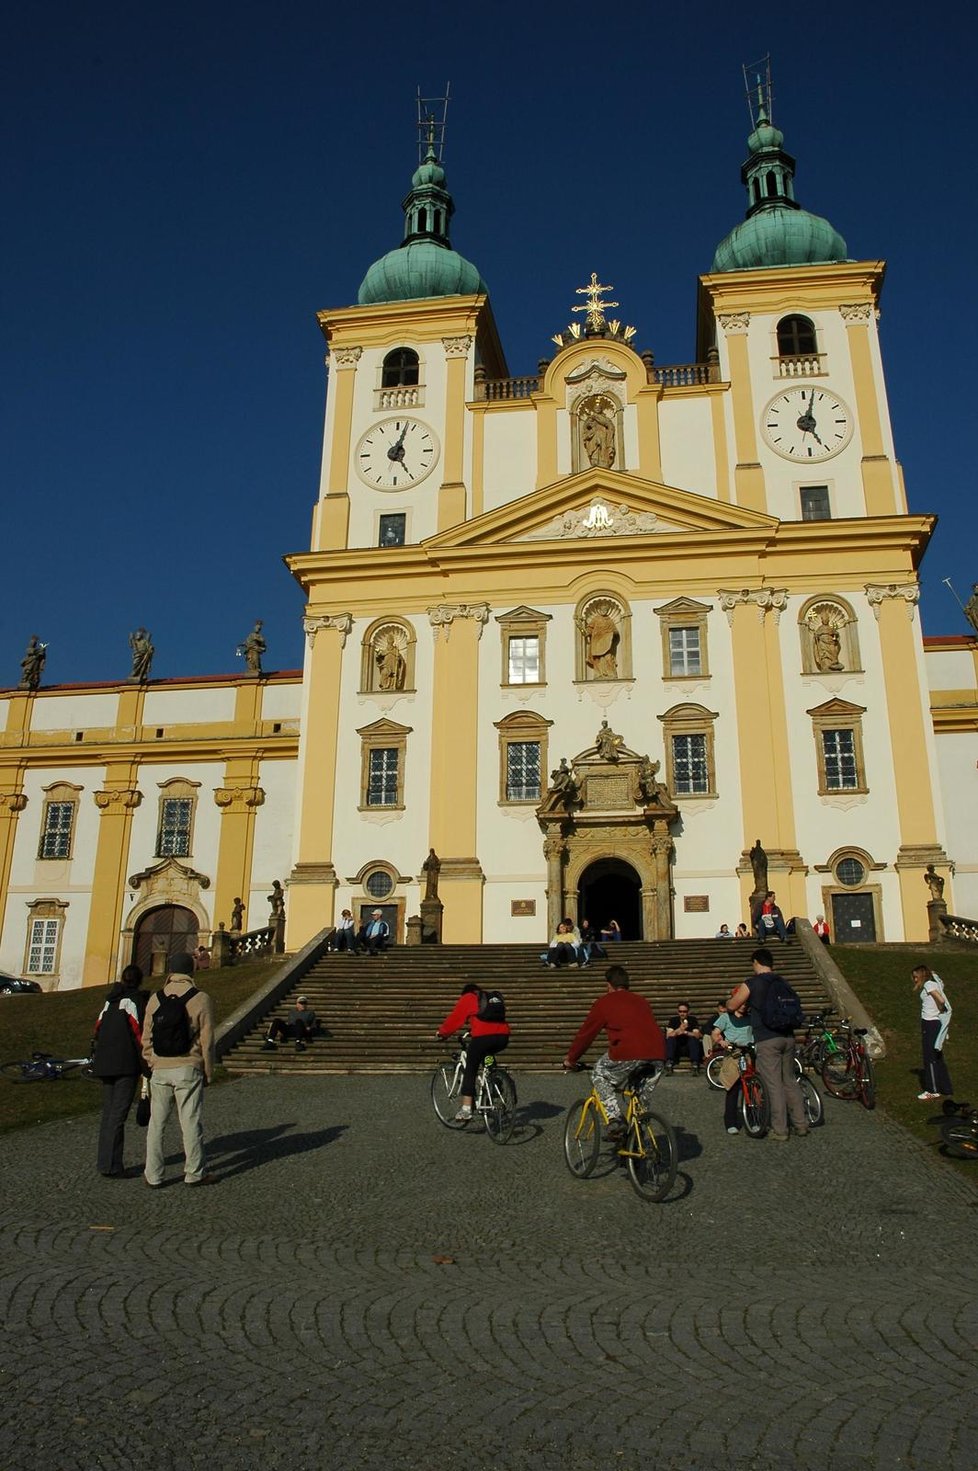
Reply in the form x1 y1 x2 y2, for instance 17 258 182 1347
476 988 506 1024
152 987 199 1056
92 995 141 1075
759 975 804 1033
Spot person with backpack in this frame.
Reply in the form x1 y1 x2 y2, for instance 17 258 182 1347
91 963 149 1177
435 982 510 1123
726 947 808 1141
141 950 216 1186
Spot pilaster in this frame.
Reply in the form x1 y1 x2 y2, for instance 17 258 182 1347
318 346 361 550
840 304 897 516
213 778 265 934
438 336 471 530
0 788 28 946
718 313 766 512
428 603 489 940
83 773 142 986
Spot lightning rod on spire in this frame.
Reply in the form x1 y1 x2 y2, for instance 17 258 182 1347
743 54 773 127
416 84 451 163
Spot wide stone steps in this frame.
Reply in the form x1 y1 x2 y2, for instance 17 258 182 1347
222 941 832 1075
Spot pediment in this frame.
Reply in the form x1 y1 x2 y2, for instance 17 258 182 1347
128 856 211 892
425 468 778 551
805 697 867 718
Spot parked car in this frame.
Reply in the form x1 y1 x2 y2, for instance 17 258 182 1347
0 974 43 995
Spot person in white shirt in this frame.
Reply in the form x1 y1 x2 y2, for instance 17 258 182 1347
912 964 952 1100
332 909 356 953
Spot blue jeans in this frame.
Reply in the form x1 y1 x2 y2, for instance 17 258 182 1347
145 1066 207 1184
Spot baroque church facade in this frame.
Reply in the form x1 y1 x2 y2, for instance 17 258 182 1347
2 103 975 988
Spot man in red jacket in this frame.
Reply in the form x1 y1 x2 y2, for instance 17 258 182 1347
562 965 666 1135
436 983 511 1123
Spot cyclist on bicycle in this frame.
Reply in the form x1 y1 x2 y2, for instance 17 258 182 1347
562 965 666 1138
436 983 510 1122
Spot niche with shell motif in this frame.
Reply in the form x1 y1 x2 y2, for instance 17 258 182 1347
798 595 861 676
360 618 416 694
572 393 624 474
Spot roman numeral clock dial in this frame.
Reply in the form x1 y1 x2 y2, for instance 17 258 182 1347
355 417 439 489
760 386 853 462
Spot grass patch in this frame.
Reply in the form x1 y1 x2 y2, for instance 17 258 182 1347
831 944 978 1175
0 959 284 1135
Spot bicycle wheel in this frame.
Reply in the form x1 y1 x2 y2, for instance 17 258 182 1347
940 1118 978 1160
821 1049 856 1099
0 1060 46 1083
483 1067 517 1145
857 1053 876 1111
798 1074 824 1127
430 1062 469 1128
740 1076 770 1137
705 1054 727 1090
625 1109 678 1202
563 1098 600 1178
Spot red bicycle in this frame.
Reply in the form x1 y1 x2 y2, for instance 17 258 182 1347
821 1023 875 1110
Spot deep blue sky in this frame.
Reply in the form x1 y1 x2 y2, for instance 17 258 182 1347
3 2 976 685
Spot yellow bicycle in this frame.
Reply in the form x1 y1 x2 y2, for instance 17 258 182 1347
563 1062 677 1202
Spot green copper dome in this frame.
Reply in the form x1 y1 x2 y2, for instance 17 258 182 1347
358 143 487 305
711 105 847 272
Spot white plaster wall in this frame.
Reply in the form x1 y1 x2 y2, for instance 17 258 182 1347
28 693 120 732
125 761 227 922
658 398 718 497
259 681 303 722
142 687 238 725
480 409 537 511
934 731 978 916
926 648 977 691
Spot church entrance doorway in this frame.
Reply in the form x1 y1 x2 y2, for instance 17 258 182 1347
132 904 199 979
578 859 643 942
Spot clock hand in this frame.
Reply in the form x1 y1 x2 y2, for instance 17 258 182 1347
387 424 409 461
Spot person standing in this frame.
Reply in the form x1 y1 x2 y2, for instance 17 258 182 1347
91 964 149 1177
142 951 216 1187
710 1001 754 1135
727 948 808 1141
913 963 953 1100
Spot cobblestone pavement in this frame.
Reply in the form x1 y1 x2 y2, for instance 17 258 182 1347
1 1070 977 1471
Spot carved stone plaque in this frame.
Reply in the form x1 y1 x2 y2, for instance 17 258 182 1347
511 899 536 917
683 895 710 913
585 773 632 809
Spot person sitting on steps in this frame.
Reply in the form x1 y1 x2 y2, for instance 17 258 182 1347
664 1002 704 1074
355 909 390 954
262 995 319 1052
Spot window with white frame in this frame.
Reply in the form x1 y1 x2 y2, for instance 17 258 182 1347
506 741 541 801
808 699 868 795
367 748 399 807
671 733 709 794
654 597 712 681
26 917 59 974
157 797 193 857
494 710 552 805
821 729 858 790
39 802 74 859
358 719 411 810
659 703 719 799
668 626 702 677
507 636 540 685
496 607 550 688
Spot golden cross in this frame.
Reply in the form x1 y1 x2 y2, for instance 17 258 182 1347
572 272 619 330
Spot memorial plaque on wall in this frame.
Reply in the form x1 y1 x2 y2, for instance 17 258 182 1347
684 895 710 912
511 900 536 917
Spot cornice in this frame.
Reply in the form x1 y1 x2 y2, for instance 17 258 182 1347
699 259 887 315
0 735 299 771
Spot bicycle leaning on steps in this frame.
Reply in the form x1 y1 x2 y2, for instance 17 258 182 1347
563 1061 678 1202
430 1035 518 1144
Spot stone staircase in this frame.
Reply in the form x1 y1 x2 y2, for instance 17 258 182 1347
221 940 833 1075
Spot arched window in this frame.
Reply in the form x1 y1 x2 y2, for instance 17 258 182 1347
776 315 817 357
381 348 420 388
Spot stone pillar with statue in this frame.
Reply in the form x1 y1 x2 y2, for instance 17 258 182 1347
925 864 949 942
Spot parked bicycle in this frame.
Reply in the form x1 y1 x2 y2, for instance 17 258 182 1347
820 1023 875 1109
431 1036 517 1144
938 1100 978 1160
562 1062 677 1202
1 1051 93 1083
713 1046 823 1135
706 1045 801 1090
796 1009 850 1073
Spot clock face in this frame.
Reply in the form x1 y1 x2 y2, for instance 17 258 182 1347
356 417 439 489
761 386 854 462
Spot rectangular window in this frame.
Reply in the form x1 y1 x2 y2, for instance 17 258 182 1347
367 747 400 807
821 729 858 789
27 918 59 974
157 797 193 857
671 733 709 794
39 802 74 859
378 513 406 547
668 627 702 677
506 741 541 801
800 485 831 521
507 635 540 685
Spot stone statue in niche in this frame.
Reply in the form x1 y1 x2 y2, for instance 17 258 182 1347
579 605 619 679
128 628 154 682
810 607 845 672
581 409 615 469
375 630 407 691
594 720 624 762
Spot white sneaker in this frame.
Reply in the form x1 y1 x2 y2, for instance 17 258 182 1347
917 1091 940 1101
454 1107 473 1121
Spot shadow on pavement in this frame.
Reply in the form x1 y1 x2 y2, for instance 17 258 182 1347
207 1124 349 1178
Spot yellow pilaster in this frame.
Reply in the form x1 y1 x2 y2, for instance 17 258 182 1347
213 688 264 932
725 591 806 922
428 603 487 941
870 585 947 940
0 787 28 946
437 337 470 530
286 614 350 947
722 321 767 512
842 304 897 516
635 386 663 481
709 386 732 502
535 394 559 489
317 346 361 550
470 402 485 519
83 760 142 986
